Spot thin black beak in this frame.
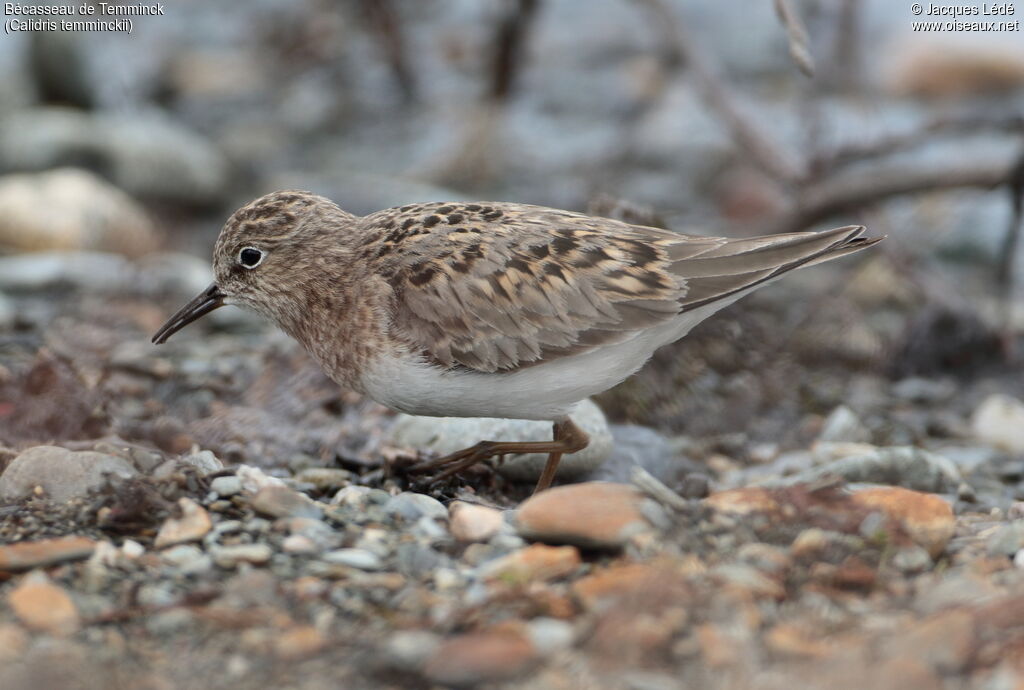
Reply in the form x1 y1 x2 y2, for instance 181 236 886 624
152 283 226 344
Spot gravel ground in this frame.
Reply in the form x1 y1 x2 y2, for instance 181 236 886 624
1 251 1023 690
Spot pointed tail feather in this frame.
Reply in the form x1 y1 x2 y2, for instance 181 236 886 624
672 225 881 312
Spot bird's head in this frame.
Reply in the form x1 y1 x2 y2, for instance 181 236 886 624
152 190 355 344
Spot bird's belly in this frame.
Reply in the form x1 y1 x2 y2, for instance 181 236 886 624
361 292 756 422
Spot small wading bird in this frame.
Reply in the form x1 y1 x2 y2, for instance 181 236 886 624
153 191 880 494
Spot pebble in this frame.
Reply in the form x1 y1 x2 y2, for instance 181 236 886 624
388 398 613 482
383 492 448 521
423 628 539 687
210 544 273 569
250 485 324 520
703 488 781 516
395 543 446 577
793 446 961 493
971 394 1024 454
986 522 1024 557
282 535 319 555
891 545 933 573
817 405 872 443
572 562 677 611
210 475 243 497
0 168 158 257
383 630 442 671
0 446 137 503
479 544 582 583
178 449 223 475
154 498 213 548
274 626 326 660
851 487 956 557
236 465 286 493
8 572 80 636
516 482 651 549
332 485 389 507
160 544 213 575
525 618 575 654
294 468 352 492
0 536 97 571
321 548 383 571
449 502 504 542
0 624 29 662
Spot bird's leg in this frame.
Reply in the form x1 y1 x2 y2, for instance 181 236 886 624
408 417 589 494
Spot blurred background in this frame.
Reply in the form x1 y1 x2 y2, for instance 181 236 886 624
1 0 1023 494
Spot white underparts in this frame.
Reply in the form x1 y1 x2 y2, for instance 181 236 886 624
360 287 757 421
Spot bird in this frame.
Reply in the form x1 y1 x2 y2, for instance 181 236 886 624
152 190 880 494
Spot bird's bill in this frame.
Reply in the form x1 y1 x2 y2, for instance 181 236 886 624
151 283 226 344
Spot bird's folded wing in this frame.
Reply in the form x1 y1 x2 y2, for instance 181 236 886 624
368 203 869 373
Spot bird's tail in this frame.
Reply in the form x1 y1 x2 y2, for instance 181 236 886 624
671 225 882 312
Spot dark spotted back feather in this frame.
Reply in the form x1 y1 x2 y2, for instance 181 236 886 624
357 201 877 373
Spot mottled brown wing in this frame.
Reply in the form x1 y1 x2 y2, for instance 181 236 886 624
357 201 870 373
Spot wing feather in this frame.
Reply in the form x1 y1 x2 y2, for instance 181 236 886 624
359 202 873 373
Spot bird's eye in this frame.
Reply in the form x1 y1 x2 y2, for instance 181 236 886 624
238 247 264 269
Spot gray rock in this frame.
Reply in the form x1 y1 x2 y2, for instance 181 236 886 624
383 492 448 521
0 251 133 293
0 446 137 503
210 476 243 497
160 545 213 575
210 544 273 569
295 468 352 492
0 107 229 205
586 425 699 484
972 394 1024 454
0 291 13 329
382 630 442 671
387 398 613 482
891 545 933 573
179 450 223 475
321 548 383 571
987 523 1024 557
526 618 575 655
780 446 961 494
891 377 956 403
250 485 323 520
817 405 872 444
395 543 446 577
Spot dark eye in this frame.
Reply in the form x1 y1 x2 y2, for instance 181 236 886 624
238 247 264 269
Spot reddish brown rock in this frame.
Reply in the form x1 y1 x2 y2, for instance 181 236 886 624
516 482 649 549
423 628 538 687
851 487 955 557
0 536 96 572
765 623 830 659
481 544 581 584
154 497 212 548
274 625 327 661
885 609 975 673
703 488 781 516
8 573 80 636
572 562 678 611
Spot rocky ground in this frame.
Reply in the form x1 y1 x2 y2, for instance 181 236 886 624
1 246 1024 690
2 2 1024 688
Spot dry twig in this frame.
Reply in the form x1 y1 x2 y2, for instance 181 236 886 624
774 0 816 78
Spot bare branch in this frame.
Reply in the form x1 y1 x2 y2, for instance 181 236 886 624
633 0 804 182
810 114 1024 176
774 0 816 78
763 157 1015 234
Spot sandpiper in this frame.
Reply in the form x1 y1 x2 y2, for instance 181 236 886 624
153 191 880 493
